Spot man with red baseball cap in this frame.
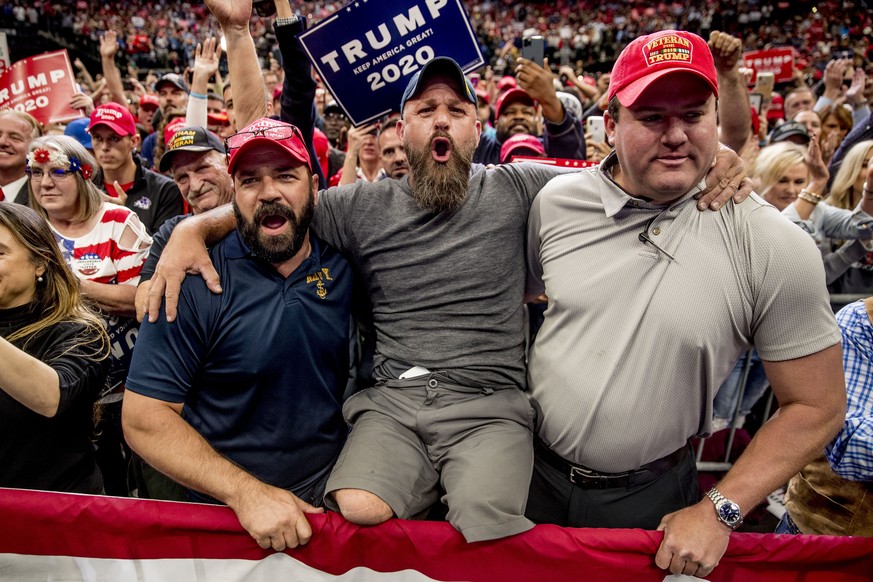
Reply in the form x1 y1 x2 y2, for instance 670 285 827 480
124 117 354 551
137 94 160 133
473 62 586 165
499 132 546 163
526 30 844 578
89 102 183 234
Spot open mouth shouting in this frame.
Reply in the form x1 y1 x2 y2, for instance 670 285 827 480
254 202 294 236
431 136 453 163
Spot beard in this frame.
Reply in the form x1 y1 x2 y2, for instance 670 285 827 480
233 196 314 264
406 131 474 214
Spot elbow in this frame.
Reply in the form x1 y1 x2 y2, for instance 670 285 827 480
820 389 848 445
35 399 61 419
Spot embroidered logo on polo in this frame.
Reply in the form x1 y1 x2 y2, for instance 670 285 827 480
641 34 692 66
133 197 152 210
76 253 102 276
305 267 333 299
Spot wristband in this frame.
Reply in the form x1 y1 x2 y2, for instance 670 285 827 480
797 190 821 205
189 92 207 100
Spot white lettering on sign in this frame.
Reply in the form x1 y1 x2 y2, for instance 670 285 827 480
319 0 447 73
0 68 66 102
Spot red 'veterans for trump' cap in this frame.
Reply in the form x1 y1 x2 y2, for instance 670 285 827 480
607 30 719 108
226 118 311 175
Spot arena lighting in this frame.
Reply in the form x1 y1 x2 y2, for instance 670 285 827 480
812 7 818 12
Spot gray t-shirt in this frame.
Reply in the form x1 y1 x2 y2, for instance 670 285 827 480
526 157 841 472
314 162 565 389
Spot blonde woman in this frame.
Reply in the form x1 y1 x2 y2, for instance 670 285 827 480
0 203 110 493
27 135 152 496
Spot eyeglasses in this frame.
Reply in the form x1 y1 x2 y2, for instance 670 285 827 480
26 168 76 182
224 125 304 161
324 112 347 121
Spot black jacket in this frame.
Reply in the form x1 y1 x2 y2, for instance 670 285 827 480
95 154 184 235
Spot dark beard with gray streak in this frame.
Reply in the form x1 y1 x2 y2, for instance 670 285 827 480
233 197 314 264
406 131 474 214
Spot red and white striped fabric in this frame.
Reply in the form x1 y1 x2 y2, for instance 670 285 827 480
0 488 871 581
52 202 151 286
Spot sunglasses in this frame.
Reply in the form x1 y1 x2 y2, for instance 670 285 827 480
224 125 304 162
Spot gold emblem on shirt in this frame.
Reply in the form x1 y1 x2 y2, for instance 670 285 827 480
306 268 332 299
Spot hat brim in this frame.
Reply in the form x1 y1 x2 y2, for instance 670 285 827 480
614 69 719 108
155 80 187 92
496 89 536 118
772 130 810 144
401 57 477 113
88 120 134 137
227 137 311 176
158 145 219 173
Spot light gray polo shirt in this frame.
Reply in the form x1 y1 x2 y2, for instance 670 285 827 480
526 153 841 472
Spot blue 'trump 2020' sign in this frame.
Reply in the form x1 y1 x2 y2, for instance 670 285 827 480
299 0 484 126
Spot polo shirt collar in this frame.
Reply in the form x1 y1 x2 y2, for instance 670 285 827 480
597 151 706 218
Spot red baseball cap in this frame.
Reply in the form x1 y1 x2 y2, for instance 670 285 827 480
139 94 160 111
226 118 311 175
499 133 545 163
89 103 137 137
767 93 784 122
608 30 718 107
163 116 188 145
497 75 518 92
475 87 490 105
207 111 230 126
496 88 537 118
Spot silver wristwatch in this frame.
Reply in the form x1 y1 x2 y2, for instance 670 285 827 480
705 487 743 530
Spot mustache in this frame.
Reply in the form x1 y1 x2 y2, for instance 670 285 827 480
253 201 294 223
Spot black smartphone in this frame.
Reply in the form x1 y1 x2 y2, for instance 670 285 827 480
522 36 545 66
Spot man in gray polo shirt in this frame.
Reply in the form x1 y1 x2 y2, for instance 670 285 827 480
525 30 846 578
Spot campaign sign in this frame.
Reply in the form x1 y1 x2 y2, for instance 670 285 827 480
742 47 795 84
300 0 484 126
0 32 10 73
0 50 82 125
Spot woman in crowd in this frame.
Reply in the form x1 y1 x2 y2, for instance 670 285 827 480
713 137 873 431
0 203 110 493
27 135 152 496
818 105 853 164
826 140 873 293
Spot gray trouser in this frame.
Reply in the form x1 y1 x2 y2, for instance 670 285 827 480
325 374 536 542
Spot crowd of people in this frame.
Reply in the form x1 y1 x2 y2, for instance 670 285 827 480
1 0 872 577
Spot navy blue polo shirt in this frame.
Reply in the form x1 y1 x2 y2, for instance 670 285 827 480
126 230 352 496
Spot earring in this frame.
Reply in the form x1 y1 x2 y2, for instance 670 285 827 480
37 275 44 283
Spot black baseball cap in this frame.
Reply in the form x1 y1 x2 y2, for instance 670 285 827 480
159 126 225 173
323 101 345 116
400 57 477 113
768 120 811 145
155 73 189 93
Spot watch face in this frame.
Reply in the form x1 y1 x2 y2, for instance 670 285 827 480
718 501 742 525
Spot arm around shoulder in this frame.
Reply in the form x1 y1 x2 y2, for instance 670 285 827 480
146 204 237 321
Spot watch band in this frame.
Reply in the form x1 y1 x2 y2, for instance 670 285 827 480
706 487 743 530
